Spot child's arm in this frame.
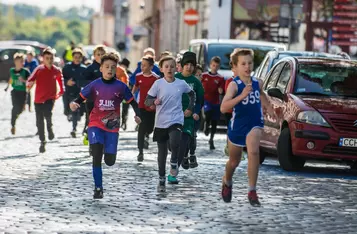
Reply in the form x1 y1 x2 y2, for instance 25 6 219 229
221 81 251 113
56 71 65 99
145 81 158 107
4 77 12 91
131 85 139 95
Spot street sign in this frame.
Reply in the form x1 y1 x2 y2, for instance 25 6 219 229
183 8 199 26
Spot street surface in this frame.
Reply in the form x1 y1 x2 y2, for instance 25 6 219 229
1 83 357 233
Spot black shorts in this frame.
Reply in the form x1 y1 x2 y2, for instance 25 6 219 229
153 124 183 142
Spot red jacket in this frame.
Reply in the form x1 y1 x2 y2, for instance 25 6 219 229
27 65 64 103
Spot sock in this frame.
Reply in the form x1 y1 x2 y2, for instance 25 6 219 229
92 166 103 189
249 186 256 192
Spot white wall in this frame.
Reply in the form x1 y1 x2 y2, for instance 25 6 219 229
207 0 232 39
91 14 115 46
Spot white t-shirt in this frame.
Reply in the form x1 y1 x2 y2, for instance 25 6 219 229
147 78 192 128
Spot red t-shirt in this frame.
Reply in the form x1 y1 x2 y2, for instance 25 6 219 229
135 72 159 111
27 64 64 103
201 72 225 105
225 77 234 113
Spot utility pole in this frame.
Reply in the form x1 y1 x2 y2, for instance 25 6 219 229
288 0 293 50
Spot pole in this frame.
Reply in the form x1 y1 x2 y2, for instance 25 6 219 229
288 0 293 50
305 0 313 51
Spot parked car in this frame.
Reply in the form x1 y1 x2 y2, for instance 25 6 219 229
189 39 286 79
0 45 35 81
189 39 286 129
254 50 349 82
260 57 357 171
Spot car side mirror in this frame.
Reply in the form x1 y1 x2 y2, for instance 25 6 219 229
267 88 284 100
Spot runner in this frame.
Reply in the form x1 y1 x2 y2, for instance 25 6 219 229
119 58 132 130
220 48 276 206
6 53 31 135
145 56 195 191
175 52 204 170
131 55 159 162
69 52 141 199
62 48 87 138
26 47 64 153
82 45 106 145
24 50 39 112
201 56 225 150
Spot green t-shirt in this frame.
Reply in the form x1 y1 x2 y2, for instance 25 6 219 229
10 68 30 91
175 72 204 135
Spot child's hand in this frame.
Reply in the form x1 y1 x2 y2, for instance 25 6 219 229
241 84 252 99
26 81 34 88
70 102 80 111
154 99 161 105
193 113 200 121
134 116 142 124
67 79 76 86
184 109 192 117
150 105 156 110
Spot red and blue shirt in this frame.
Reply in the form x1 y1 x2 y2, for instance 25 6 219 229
80 78 134 132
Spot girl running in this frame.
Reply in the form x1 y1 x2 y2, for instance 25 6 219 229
70 52 141 199
132 55 159 162
220 48 276 206
145 56 195 192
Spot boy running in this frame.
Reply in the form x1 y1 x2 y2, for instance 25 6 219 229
175 52 204 171
70 52 141 199
7 53 31 135
201 56 225 150
27 47 64 153
220 49 276 206
62 48 87 138
145 56 195 191
132 56 159 162
82 45 106 145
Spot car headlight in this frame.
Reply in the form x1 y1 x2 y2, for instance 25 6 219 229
297 111 331 127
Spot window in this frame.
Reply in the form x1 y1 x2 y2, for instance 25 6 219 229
199 44 205 68
259 57 270 81
264 62 285 90
190 44 201 63
276 64 291 93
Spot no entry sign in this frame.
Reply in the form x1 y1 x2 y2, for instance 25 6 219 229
183 8 199 26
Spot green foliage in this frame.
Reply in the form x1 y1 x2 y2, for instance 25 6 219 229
0 3 92 55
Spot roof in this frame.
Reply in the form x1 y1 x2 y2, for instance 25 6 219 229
291 57 357 65
0 40 48 49
0 44 34 51
270 50 343 58
189 39 286 49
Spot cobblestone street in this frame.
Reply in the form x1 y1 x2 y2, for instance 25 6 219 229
1 84 357 233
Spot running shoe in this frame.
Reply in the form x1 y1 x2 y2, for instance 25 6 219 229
11 127 15 135
189 155 198 168
209 140 215 150
48 130 55 141
181 157 189 170
137 152 144 162
93 187 104 199
157 179 166 192
39 141 46 153
248 190 261 207
83 134 89 146
167 174 179 184
221 180 232 203
70 131 76 138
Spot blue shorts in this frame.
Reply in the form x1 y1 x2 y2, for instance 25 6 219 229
88 127 119 154
203 101 221 121
228 125 263 147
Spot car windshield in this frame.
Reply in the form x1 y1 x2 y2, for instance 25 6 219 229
272 53 342 67
294 62 357 98
208 43 276 70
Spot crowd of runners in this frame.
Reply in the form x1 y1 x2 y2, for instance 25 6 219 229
4 43 277 207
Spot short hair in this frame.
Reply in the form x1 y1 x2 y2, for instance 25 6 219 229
72 48 84 57
230 48 254 66
144 47 155 56
211 56 221 64
26 50 35 56
93 45 106 55
100 52 119 65
43 47 55 56
159 56 176 68
160 50 172 57
13 52 24 60
142 55 154 66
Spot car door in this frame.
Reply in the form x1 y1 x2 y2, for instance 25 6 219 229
260 62 286 150
268 62 292 148
0 49 18 81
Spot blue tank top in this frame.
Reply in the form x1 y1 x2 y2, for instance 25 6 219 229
229 76 264 133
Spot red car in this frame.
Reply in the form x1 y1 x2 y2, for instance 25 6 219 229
260 57 357 171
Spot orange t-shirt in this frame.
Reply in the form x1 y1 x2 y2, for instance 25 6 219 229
116 66 129 85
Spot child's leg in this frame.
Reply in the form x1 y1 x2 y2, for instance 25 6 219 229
178 132 191 167
137 109 147 154
210 106 220 141
168 126 182 165
43 100 55 135
35 103 45 142
11 90 26 128
204 110 212 136
246 128 263 191
224 140 243 185
157 140 168 178
88 127 105 189
103 131 119 166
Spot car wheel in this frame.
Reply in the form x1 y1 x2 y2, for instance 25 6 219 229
277 128 305 171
